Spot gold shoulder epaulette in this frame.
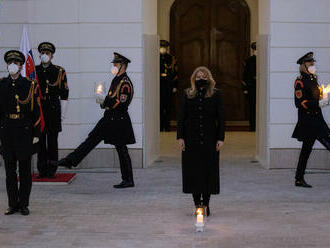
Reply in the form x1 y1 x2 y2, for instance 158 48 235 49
54 65 64 72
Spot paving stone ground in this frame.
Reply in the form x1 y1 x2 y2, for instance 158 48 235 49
0 132 329 248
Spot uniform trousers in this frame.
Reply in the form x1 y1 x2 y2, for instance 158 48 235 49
37 131 59 176
296 136 330 180
5 157 32 208
65 132 134 182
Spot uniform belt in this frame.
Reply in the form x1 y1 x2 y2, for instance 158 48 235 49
306 111 320 115
43 95 59 101
6 114 24 119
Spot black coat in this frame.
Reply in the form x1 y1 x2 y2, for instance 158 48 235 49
0 76 41 160
177 88 225 194
292 72 330 141
36 63 69 133
89 72 136 145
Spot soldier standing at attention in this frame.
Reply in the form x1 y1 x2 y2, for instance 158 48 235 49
54 53 136 189
160 40 178 131
0 50 41 215
292 52 330 188
242 42 257 131
36 42 69 178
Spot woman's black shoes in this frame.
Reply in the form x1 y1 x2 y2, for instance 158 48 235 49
295 178 312 188
194 205 210 217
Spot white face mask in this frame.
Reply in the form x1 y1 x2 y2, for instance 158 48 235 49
111 66 119 75
308 65 316 74
40 54 51 63
8 63 19 75
160 47 167 55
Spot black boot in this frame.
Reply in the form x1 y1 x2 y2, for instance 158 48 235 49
114 146 134 189
4 207 18 215
202 194 211 216
47 160 58 178
193 193 202 215
295 178 312 188
113 181 135 189
50 158 73 169
20 207 30 216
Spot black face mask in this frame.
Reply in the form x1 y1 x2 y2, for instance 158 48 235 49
195 79 208 88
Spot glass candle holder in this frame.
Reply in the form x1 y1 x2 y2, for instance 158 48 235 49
194 206 207 232
94 81 106 98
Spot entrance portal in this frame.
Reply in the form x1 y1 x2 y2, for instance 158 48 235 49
170 0 251 128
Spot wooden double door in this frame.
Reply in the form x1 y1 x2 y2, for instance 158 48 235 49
170 0 250 123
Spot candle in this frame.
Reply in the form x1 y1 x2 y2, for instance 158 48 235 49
197 213 204 224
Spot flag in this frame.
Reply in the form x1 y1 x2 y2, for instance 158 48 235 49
20 25 45 131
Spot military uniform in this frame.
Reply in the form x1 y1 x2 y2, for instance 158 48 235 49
242 42 257 131
292 52 330 186
0 50 41 213
36 42 69 178
57 53 136 188
160 40 178 131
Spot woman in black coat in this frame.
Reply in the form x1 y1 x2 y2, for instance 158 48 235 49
292 52 330 188
177 66 225 216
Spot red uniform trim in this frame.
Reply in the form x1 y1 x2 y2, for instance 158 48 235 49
112 99 120 109
295 80 304 88
301 100 308 109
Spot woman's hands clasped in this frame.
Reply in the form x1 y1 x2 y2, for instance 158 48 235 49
178 139 185 151
216 140 224 151
178 139 224 151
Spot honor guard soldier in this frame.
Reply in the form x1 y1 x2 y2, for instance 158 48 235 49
292 52 330 188
55 52 136 188
0 50 41 215
160 40 178 131
36 42 69 178
242 42 257 131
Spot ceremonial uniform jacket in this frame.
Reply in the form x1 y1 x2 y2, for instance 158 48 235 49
242 55 256 92
36 63 69 133
89 72 136 145
292 72 330 141
0 75 41 160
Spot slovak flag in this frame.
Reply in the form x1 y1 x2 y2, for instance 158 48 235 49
20 25 45 131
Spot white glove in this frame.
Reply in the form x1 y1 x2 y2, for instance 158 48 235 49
173 88 177 93
61 100 69 121
96 94 105 104
33 137 39 144
319 98 330 108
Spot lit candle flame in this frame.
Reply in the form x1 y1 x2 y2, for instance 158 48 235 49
319 84 330 99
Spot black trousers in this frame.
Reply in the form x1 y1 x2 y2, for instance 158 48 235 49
4 158 32 208
248 89 256 131
160 80 172 131
296 136 330 180
65 132 134 182
37 131 59 176
192 193 211 207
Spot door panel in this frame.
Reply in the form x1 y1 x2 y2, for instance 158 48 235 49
171 0 250 123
